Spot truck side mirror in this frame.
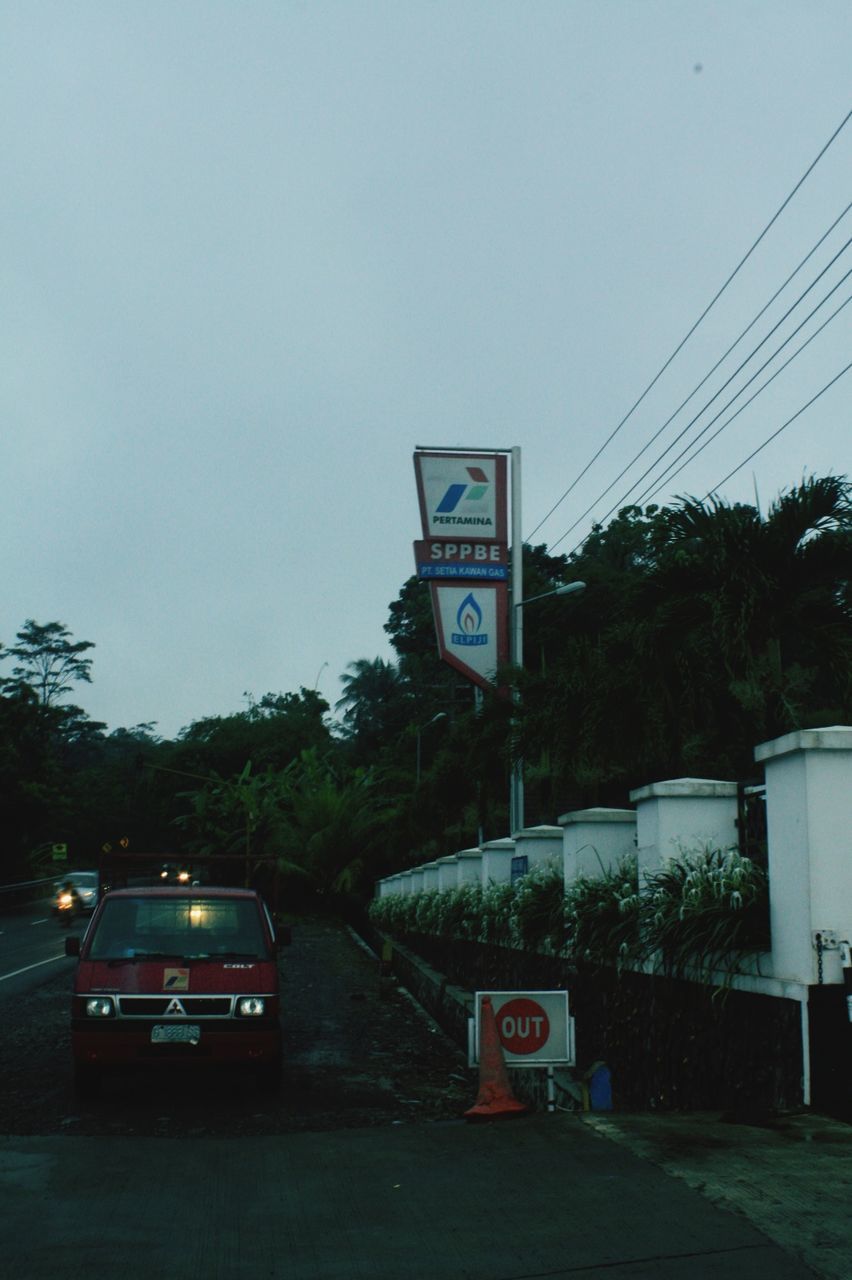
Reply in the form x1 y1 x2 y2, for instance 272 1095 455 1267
65 936 80 957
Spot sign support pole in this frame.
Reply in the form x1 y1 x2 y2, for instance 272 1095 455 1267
510 446 524 834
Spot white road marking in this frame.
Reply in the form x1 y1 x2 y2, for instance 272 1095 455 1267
30 918 49 926
0 954 66 983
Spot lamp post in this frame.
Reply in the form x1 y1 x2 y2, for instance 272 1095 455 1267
509 581 586 833
415 712 448 784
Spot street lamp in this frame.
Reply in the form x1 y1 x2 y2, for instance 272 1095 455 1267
510 580 586 833
516 582 587 608
415 712 448 784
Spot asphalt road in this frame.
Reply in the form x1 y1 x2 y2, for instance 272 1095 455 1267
0 1117 816 1280
0 905 832 1278
0 898 76 999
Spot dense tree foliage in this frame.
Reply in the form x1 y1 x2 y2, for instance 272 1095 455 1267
3 475 851 900
517 475 852 814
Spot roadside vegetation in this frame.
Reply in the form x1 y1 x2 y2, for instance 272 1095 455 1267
369 846 770 991
2 475 851 911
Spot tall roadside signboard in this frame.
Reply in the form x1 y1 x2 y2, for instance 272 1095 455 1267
413 449 513 691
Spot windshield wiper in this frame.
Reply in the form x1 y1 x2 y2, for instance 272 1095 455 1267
102 949 264 964
104 951 182 964
189 950 263 961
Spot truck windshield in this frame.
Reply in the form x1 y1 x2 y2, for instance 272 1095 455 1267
87 897 270 960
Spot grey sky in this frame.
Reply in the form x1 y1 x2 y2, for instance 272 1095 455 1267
2 2 851 738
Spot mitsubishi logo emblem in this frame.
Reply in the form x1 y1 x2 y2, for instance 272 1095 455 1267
164 998 186 1016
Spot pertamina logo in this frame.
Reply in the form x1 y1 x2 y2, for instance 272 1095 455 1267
434 467 493 527
163 967 190 991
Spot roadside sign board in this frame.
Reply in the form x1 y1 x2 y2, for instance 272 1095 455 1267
413 448 510 690
51 843 68 862
414 538 509 581
510 855 529 884
414 451 507 542
470 990 574 1066
430 581 508 690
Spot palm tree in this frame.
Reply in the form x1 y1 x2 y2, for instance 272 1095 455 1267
335 657 411 751
650 474 852 745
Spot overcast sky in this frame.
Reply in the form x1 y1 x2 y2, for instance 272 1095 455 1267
2 2 851 739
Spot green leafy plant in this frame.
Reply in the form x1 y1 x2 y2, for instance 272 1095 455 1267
370 844 770 995
433 881 484 941
512 860 566 954
414 889 442 935
643 845 769 986
563 855 642 970
478 881 517 947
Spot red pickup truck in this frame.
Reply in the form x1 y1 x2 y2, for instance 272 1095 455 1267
65 885 283 1095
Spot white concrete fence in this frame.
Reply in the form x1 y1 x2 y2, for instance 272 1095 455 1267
376 726 852 1103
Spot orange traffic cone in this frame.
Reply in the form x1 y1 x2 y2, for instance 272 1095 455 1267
464 996 529 1121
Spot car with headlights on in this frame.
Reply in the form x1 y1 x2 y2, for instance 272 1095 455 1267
65 885 283 1095
51 870 99 918
159 862 195 885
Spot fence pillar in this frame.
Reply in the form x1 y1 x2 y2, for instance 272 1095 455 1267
512 825 563 878
421 861 440 892
628 778 739 884
481 837 516 885
755 726 852 986
559 808 637 883
456 848 484 886
437 856 459 891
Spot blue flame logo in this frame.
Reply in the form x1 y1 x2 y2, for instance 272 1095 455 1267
451 593 488 646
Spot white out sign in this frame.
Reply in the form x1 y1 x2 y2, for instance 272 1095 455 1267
472 990 574 1066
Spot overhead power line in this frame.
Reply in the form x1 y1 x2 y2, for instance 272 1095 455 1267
557 356 852 562
526 105 852 543
702 358 852 497
539 200 851 541
548 236 852 550
639 293 852 504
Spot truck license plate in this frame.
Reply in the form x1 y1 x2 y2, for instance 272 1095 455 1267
151 1024 201 1045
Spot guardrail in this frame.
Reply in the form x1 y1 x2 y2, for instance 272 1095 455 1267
0 876 58 913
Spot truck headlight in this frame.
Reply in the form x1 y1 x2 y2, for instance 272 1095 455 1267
85 997 115 1017
236 997 265 1017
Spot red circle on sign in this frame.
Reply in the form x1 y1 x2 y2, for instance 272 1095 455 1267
496 997 550 1055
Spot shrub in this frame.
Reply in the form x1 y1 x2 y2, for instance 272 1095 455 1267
370 844 770 991
479 881 516 947
413 890 442 935
564 855 642 970
434 881 484 941
512 860 566 954
643 845 769 985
